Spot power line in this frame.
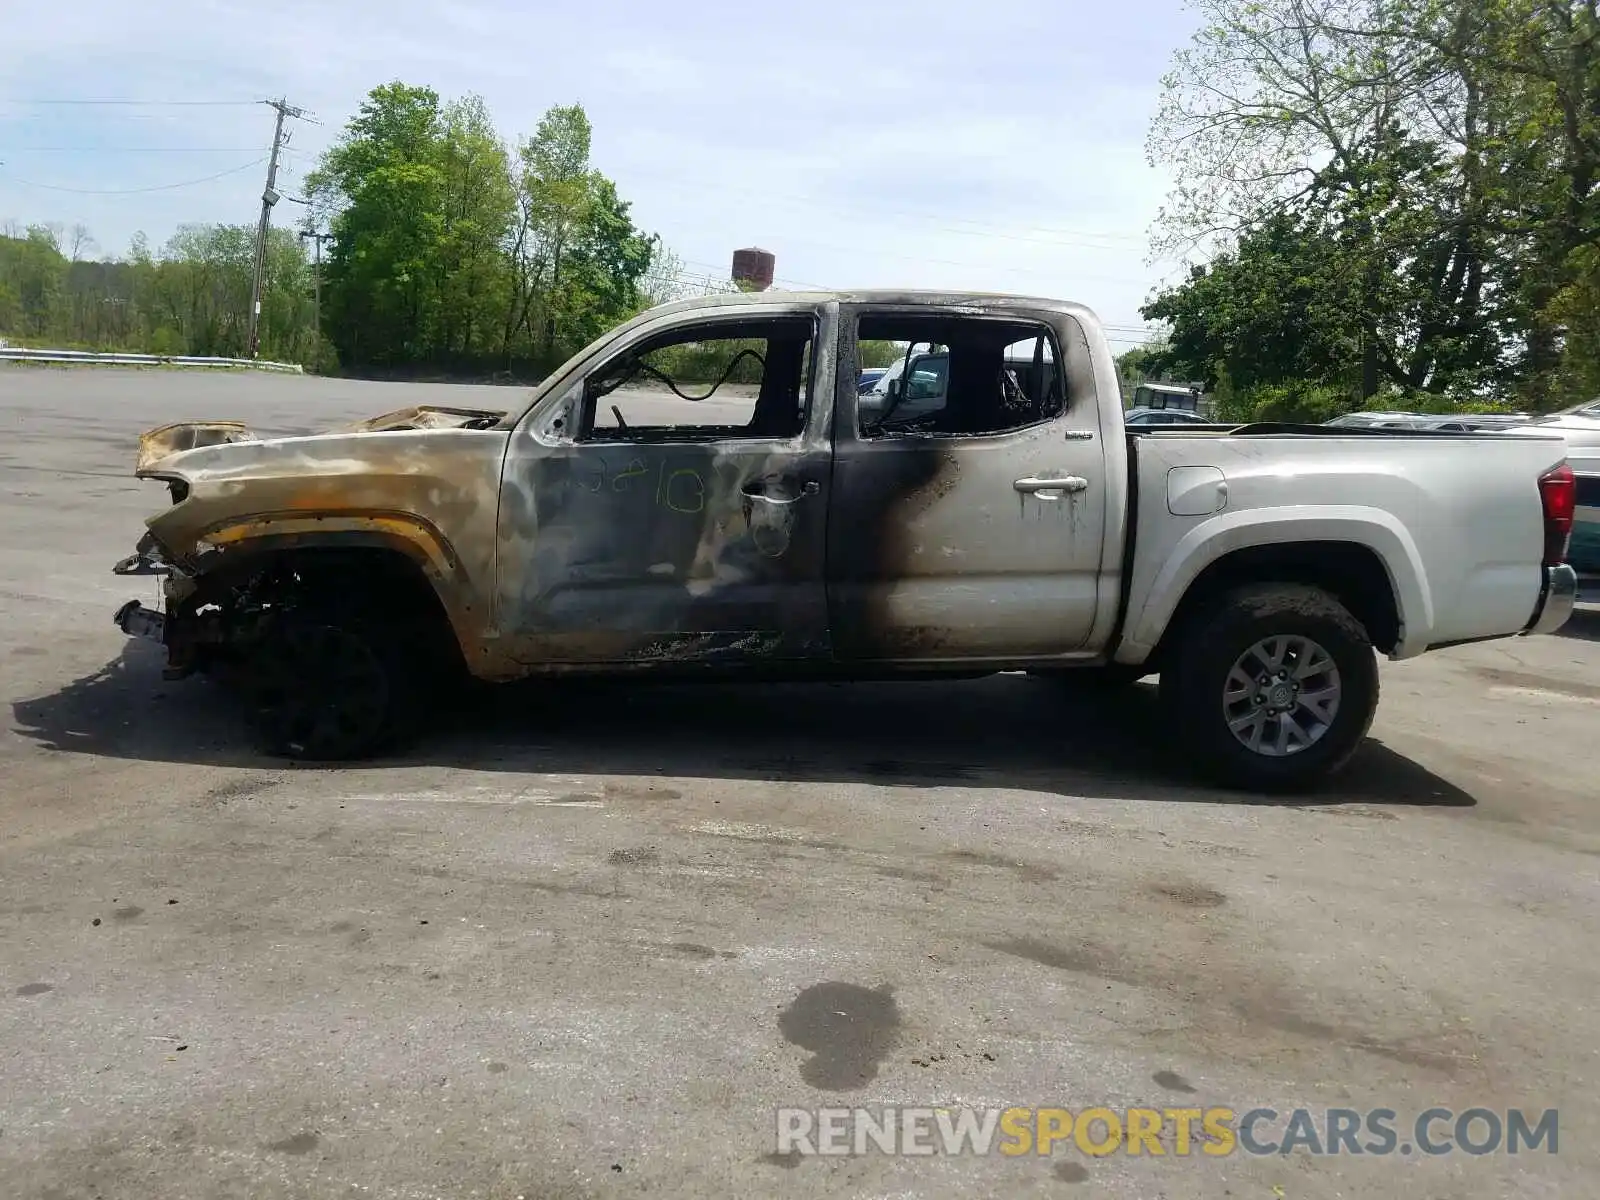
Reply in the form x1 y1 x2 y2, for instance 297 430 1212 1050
248 98 309 358
0 157 266 194
639 177 1148 249
674 258 1162 319
680 239 1157 290
0 98 263 107
1 146 271 153
656 268 1162 338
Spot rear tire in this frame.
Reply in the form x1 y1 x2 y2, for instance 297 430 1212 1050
1160 584 1378 793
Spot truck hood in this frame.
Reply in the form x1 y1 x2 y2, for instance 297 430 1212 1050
136 405 507 474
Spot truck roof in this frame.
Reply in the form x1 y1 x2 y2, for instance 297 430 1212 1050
639 289 1103 323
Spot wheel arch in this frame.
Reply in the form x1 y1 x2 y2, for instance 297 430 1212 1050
183 523 476 667
1139 539 1410 672
1116 510 1430 667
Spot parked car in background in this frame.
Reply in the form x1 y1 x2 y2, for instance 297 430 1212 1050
1326 411 1532 432
1130 381 1206 413
1509 400 1600 575
1436 413 1533 431
857 367 888 393
1326 411 1430 429
1124 407 1212 426
857 349 951 425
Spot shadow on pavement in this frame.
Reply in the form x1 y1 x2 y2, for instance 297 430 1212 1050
12 641 1476 809
1554 604 1600 642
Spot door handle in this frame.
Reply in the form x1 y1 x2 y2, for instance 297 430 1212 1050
1013 476 1089 494
743 479 820 503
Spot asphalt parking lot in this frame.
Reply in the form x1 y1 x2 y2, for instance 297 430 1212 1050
2 366 1597 1199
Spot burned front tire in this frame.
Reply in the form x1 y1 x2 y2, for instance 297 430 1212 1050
181 548 467 761
1160 584 1378 793
246 614 422 761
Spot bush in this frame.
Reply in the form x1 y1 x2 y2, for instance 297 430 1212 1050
647 338 766 385
1231 381 1352 423
306 334 341 375
149 326 186 356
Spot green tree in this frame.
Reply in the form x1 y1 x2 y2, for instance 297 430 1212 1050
2 226 68 338
1114 342 1173 403
309 87 657 375
1143 213 1358 397
1147 0 1600 410
431 95 515 362
309 82 451 368
505 102 657 372
150 224 312 361
4 83 662 379
858 340 903 369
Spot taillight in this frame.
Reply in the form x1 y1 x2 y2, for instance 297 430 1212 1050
1538 462 1576 566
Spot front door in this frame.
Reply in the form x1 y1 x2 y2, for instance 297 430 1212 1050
826 303 1112 662
494 302 836 669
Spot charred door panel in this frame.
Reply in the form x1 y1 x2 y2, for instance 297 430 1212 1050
499 441 831 664
494 304 836 671
826 305 1109 662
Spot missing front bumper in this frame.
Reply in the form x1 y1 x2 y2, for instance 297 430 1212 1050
114 600 166 642
112 532 173 576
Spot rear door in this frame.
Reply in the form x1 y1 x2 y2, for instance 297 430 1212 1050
494 301 837 666
826 303 1112 662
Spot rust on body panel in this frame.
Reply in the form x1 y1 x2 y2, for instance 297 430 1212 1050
482 303 841 675
137 421 256 473
492 439 835 673
136 424 510 667
119 289 1113 690
337 405 506 433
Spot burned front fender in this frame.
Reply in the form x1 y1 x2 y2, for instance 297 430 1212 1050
137 421 257 473
114 422 511 676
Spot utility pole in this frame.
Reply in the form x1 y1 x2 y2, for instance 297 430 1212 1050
299 225 333 343
248 97 306 359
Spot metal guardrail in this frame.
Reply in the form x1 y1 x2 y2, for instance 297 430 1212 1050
0 346 304 374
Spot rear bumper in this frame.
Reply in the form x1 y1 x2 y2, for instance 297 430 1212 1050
1523 564 1578 636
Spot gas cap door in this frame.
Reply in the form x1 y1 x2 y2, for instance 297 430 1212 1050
1167 465 1228 516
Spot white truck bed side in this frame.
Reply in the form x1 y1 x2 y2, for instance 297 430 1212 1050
1117 430 1571 664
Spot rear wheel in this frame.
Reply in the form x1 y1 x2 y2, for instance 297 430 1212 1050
1160 584 1378 792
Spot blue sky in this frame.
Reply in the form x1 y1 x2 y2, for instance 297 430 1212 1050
0 0 1199 346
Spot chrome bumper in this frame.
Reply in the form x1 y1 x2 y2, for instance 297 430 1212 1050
1523 564 1578 636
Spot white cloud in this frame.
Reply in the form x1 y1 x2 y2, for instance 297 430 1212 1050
0 0 1200 337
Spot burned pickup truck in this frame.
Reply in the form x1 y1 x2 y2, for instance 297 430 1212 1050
114 290 1578 790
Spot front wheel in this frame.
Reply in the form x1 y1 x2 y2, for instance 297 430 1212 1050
1160 584 1378 792
245 615 422 761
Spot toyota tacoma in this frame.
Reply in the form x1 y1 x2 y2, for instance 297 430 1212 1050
112 290 1579 790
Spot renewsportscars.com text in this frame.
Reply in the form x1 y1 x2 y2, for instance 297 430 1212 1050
775 1105 1559 1158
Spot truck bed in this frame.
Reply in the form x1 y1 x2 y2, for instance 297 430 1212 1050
1117 425 1569 662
